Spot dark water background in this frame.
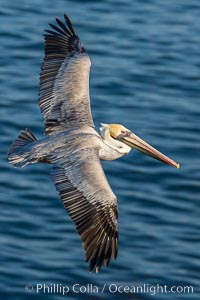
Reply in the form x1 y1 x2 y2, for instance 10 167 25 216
1 0 200 299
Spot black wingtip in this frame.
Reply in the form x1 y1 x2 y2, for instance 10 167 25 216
56 18 71 36
44 29 63 38
49 22 66 36
44 15 78 39
64 14 78 36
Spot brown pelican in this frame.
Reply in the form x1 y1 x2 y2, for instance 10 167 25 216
8 15 180 273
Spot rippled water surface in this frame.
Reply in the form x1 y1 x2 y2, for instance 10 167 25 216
1 0 200 299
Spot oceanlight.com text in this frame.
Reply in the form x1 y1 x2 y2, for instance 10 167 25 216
25 283 194 296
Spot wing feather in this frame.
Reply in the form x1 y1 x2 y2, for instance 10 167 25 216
39 15 94 135
50 150 118 272
64 14 78 36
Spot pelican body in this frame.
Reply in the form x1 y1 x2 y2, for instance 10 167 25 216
8 15 180 273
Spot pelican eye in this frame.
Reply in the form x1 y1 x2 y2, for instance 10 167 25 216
121 130 131 136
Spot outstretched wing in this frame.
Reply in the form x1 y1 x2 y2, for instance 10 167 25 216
50 149 118 272
39 15 94 135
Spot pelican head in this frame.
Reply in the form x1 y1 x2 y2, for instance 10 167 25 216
100 123 180 168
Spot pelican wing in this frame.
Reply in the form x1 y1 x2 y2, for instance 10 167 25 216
39 15 94 135
50 150 118 272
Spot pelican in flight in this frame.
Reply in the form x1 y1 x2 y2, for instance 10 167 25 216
8 15 180 272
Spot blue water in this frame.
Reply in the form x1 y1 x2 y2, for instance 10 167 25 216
1 0 200 299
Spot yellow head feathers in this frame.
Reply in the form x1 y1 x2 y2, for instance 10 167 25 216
100 123 128 139
108 124 128 138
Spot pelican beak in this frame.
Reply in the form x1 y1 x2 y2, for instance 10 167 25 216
117 131 180 169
